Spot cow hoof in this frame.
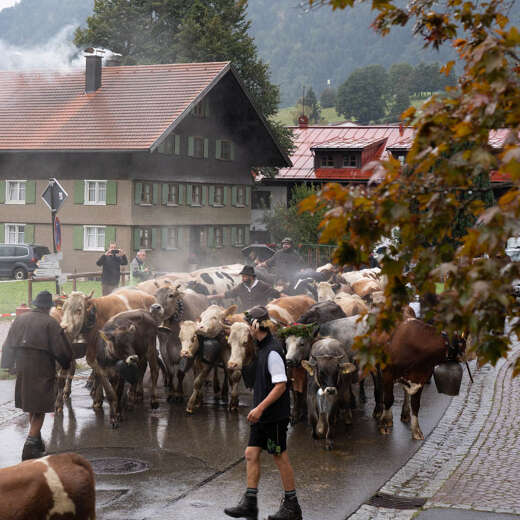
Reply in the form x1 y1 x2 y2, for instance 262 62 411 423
174 395 184 403
359 394 367 404
64 393 71 401
93 402 103 409
401 414 411 424
151 401 159 410
185 408 194 415
412 430 424 441
55 407 63 415
324 441 334 451
379 425 392 435
111 420 120 429
373 406 383 419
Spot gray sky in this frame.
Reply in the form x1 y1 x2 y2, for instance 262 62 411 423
0 0 20 11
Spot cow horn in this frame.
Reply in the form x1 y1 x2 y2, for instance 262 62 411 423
87 290 95 299
98 330 109 344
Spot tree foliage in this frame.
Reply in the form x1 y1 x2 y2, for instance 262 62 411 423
74 0 291 154
264 184 326 245
292 87 322 124
305 0 520 374
320 86 337 108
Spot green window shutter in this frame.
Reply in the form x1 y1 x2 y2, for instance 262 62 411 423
178 184 186 205
174 134 181 155
0 181 5 203
133 228 141 250
188 136 194 157
73 226 83 250
223 186 229 206
151 228 159 250
25 181 36 204
104 226 116 248
223 226 231 247
245 186 251 207
178 227 184 247
201 185 207 206
0 225 4 243
161 227 168 249
245 226 250 245
207 226 215 248
74 181 84 204
232 186 238 207
216 140 222 160
24 224 34 243
162 184 168 205
186 184 193 206
203 138 209 159
208 185 215 206
230 142 235 161
204 99 210 118
134 182 142 205
231 226 237 247
152 183 160 205
106 181 117 205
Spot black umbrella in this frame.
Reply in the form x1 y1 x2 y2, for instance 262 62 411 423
241 244 276 262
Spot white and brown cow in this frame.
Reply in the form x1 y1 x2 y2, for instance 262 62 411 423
0 453 96 520
183 265 242 296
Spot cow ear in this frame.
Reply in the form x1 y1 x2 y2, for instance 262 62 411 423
222 324 231 334
224 305 237 317
301 359 315 376
154 281 160 288
339 362 356 375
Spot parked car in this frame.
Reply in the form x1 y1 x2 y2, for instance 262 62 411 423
0 244 51 280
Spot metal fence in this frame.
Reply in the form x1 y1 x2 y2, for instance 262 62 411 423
298 244 336 268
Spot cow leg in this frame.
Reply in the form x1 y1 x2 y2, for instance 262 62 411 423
220 369 229 403
229 369 241 411
379 371 394 435
91 373 105 409
173 367 185 403
64 361 76 401
410 385 424 440
359 378 367 403
344 387 353 425
401 387 411 423
97 369 120 427
372 367 384 419
324 413 335 451
147 346 160 410
186 362 213 414
55 366 66 414
213 366 221 394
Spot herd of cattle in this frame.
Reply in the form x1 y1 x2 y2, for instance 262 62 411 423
49 263 464 451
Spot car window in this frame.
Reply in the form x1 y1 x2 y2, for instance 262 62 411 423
14 246 28 257
0 246 16 257
33 246 50 259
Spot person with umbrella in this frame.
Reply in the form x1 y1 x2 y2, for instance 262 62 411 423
257 237 305 284
208 265 280 311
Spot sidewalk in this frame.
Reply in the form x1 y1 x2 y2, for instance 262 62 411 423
348 339 520 519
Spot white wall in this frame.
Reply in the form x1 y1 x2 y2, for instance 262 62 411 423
251 185 287 232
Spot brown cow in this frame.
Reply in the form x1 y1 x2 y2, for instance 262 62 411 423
0 453 96 520
265 295 316 326
378 317 464 440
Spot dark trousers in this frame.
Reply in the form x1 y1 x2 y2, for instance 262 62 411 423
102 283 118 296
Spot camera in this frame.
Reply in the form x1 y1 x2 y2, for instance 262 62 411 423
111 249 120 255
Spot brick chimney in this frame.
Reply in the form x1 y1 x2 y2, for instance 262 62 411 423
298 114 309 129
85 55 102 93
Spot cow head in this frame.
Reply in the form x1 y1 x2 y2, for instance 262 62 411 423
60 290 94 342
197 304 237 338
227 322 255 370
279 323 318 368
149 303 164 324
154 281 183 321
317 281 336 302
98 319 138 362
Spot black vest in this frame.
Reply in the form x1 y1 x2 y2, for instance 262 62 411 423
252 333 290 423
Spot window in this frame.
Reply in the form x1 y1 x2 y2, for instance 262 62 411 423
167 184 179 205
320 154 334 168
214 186 224 206
236 226 245 246
192 185 202 206
139 228 152 250
166 227 178 249
392 152 407 165
141 183 153 205
221 141 232 160
84 226 105 251
215 226 223 248
6 181 26 204
5 224 25 244
252 191 271 210
193 137 205 158
343 153 359 168
236 186 246 207
84 180 107 205
192 98 209 118
158 134 179 155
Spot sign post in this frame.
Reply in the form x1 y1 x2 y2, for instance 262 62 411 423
41 179 68 294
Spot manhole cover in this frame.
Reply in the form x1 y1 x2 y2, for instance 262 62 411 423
89 457 150 475
365 492 427 510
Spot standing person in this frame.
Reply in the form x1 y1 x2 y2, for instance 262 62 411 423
258 238 305 284
96 242 128 295
208 266 280 311
0 291 72 461
224 306 302 520
130 249 153 284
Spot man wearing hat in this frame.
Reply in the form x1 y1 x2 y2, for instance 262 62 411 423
1 290 73 460
224 306 302 520
258 237 305 284
208 265 280 311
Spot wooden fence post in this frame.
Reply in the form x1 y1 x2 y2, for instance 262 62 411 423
27 274 33 305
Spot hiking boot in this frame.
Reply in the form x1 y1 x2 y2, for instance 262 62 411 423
267 496 302 520
21 438 44 461
224 493 258 519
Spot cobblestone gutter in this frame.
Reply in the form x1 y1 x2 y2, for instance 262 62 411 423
349 342 520 520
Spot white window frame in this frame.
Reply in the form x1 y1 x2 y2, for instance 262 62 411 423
215 226 224 248
167 183 179 206
236 186 246 207
214 185 224 207
236 226 245 247
141 182 153 205
166 227 178 249
84 180 107 206
139 228 153 250
83 225 106 251
6 180 26 205
5 223 25 244
192 185 202 206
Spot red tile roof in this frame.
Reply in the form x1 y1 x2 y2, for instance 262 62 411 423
0 62 230 151
277 126 512 182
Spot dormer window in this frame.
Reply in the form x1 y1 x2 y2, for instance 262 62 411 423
343 153 360 168
320 154 334 168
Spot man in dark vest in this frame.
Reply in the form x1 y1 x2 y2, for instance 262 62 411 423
1 291 73 460
224 306 302 520
208 265 280 311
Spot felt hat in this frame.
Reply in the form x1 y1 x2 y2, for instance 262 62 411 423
32 290 53 309
239 265 256 277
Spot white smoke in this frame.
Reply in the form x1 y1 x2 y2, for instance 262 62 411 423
0 0 21 11
0 25 83 71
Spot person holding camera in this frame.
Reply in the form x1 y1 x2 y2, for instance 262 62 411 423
96 242 128 295
224 306 302 520
130 249 153 285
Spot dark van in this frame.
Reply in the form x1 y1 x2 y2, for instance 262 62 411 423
0 244 51 280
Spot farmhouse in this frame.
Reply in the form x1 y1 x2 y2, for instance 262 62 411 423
0 55 290 274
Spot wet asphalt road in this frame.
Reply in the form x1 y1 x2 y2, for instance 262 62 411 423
0 370 452 520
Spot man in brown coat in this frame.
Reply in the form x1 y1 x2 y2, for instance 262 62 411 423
1 291 72 460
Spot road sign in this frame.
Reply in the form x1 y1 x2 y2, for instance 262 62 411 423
41 178 68 213
54 216 62 252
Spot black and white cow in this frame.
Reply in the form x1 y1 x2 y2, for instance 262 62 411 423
184 266 242 296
